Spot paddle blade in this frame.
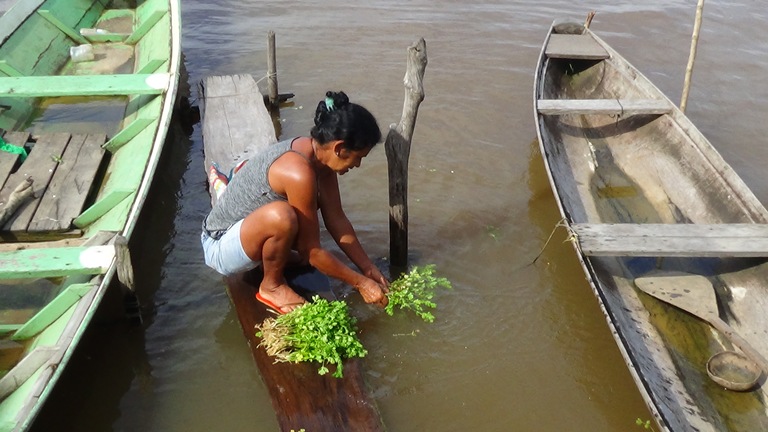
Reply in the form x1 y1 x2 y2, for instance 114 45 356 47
634 271 719 319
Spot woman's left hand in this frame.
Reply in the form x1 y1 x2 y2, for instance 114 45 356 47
364 266 389 292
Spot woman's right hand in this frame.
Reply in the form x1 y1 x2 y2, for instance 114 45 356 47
356 277 388 308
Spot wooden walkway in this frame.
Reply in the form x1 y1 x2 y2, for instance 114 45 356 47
200 74 385 431
0 131 106 241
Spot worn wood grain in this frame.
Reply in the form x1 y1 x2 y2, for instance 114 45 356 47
30 134 106 232
545 33 609 59
0 133 68 232
537 99 671 116
573 223 768 256
226 268 384 432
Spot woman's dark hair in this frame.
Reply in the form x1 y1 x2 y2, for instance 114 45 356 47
311 91 382 150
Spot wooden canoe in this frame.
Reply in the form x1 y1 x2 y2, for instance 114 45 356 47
0 0 181 430
534 21 768 431
199 74 384 431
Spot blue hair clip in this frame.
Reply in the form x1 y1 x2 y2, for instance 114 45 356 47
324 96 335 111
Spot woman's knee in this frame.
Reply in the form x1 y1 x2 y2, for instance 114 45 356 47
243 201 297 237
264 201 298 235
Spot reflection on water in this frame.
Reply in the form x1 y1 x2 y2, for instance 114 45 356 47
12 0 768 431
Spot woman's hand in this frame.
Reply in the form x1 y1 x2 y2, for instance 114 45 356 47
363 266 390 291
357 277 389 307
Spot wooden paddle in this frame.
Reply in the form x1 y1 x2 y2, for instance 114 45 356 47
634 271 768 374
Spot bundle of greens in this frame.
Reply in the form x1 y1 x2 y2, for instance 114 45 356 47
255 295 366 378
385 264 452 322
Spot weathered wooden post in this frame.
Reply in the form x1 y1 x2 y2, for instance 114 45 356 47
267 30 278 109
384 38 427 273
680 0 705 113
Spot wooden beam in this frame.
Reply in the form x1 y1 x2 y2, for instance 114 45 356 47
0 347 59 400
11 283 94 340
572 223 768 257
104 116 155 152
0 245 115 278
537 99 672 116
546 33 609 60
124 7 166 45
73 189 133 228
0 74 170 98
36 10 88 44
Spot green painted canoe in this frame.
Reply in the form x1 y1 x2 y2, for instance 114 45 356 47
0 0 181 430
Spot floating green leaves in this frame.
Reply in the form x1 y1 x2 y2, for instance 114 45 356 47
255 296 367 378
385 264 452 323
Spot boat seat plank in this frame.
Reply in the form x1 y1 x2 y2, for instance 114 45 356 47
29 134 106 232
545 34 609 60
0 74 170 97
0 245 115 278
537 99 672 116
572 223 768 257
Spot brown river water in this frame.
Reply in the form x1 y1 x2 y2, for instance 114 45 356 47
3 0 767 431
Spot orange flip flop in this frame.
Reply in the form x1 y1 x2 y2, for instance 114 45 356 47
255 291 304 315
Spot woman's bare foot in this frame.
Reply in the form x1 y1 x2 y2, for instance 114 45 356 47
256 283 307 314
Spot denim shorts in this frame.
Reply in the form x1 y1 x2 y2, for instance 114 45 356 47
201 219 261 275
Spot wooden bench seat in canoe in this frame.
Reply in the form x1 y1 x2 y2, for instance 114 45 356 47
572 223 768 257
0 131 106 241
537 99 672 116
0 74 171 98
545 33 610 60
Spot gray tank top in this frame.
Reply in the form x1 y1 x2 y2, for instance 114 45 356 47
203 138 298 237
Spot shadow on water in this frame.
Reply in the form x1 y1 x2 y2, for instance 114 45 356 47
28 72 198 432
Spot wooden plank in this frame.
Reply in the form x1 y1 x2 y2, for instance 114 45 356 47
0 347 58 401
0 131 23 188
545 34 609 60
0 74 170 98
226 268 385 432
0 230 116 252
36 10 88 44
0 245 115 278
572 223 768 257
29 134 106 232
537 99 672 116
73 189 133 228
1 133 70 233
124 6 166 45
201 74 277 206
0 0 46 46
11 283 94 340
103 117 154 152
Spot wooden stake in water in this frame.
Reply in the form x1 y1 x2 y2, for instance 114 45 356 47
680 0 705 113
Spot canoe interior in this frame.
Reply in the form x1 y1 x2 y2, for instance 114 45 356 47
0 0 180 429
536 23 768 431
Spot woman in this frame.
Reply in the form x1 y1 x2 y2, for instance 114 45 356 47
201 91 389 314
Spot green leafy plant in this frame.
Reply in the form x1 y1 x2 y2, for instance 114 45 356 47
255 296 367 378
385 264 452 322
635 418 656 432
